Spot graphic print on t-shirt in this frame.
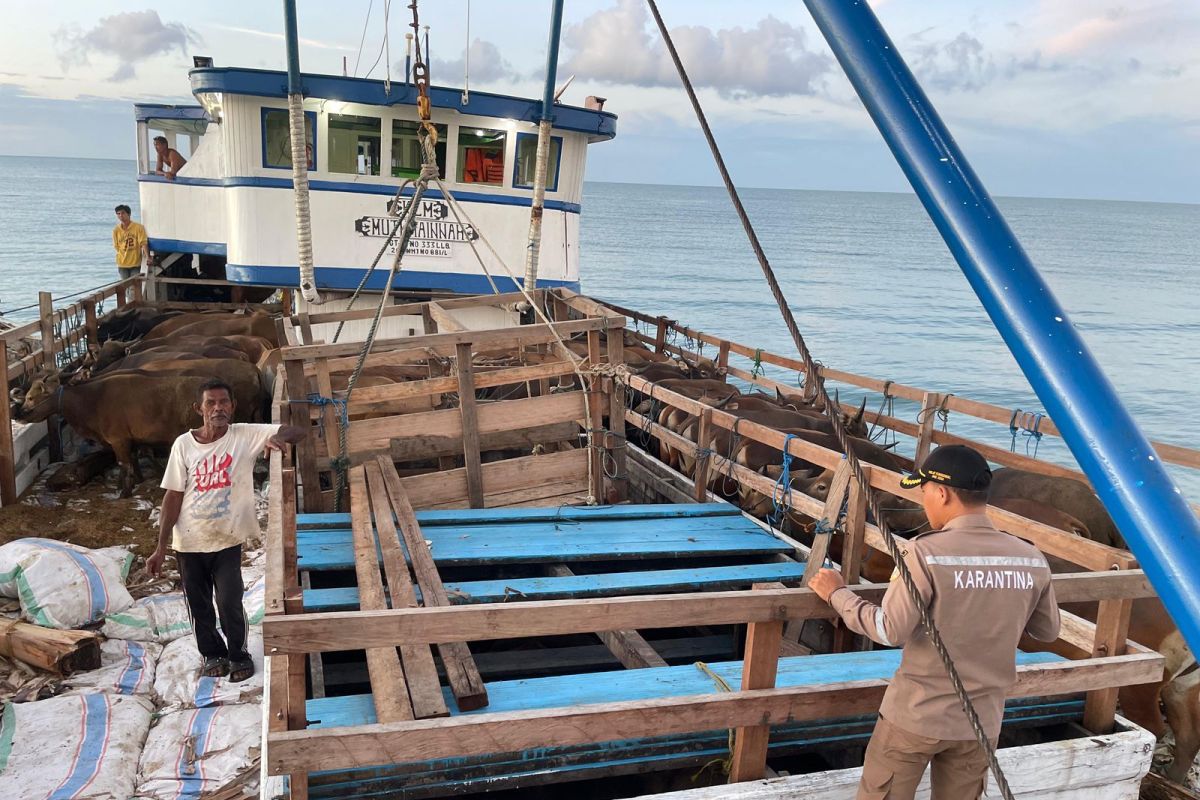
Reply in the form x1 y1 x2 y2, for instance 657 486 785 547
192 451 233 520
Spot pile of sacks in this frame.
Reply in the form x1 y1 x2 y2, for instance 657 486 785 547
0 538 266 799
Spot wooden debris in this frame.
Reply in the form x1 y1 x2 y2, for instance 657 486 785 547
0 617 101 675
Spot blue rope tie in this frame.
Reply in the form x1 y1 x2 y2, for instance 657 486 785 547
1009 409 1045 458
308 393 350 465
770 433 799 526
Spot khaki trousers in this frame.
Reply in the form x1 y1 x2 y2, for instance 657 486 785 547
857 716 995 800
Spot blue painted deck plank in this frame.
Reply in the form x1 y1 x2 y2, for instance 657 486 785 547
298 518 790 571
307 650 1065 728
297 503 740 530
303 562 809 611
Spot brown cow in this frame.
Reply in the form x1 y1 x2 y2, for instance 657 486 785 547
18 362 263 495
989 468 1123 548
96 345 248 375
142 311 278 346
130 333 275 362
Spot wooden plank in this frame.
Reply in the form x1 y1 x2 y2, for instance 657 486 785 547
395 448 587 511
37 292 55 367
299 572 325 699
82 299 99 352
454 343 485 508
347 359 578 414
363 461 449 719
546 564 666 669
348 390 585 456
312 360 338 512
282 316 623 362
729 584 784 783
383 420 580 465
376 456 489 711
266 653 1162 774
801 462 852 586
605 326 628 502
348 466 412 723
693 408 714 503
1140 770 1200 800
283 363 322 513
1082 594 1134 733
834 469 870 652
914 391 941 467
301 290 533 326
0 353 15 506
556 290 623 320
262 569 1155 653
428 302 467 332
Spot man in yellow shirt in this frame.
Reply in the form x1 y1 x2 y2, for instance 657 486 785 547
112 204 150 280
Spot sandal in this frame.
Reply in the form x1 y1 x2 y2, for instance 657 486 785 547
201 656 229 678
229 657 255 683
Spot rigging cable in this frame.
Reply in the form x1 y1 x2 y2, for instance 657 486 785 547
363 0 391 79
644 2 1015 798
352 0 375 76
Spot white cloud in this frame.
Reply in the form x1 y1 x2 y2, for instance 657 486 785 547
562 0 830 98
430 38 520 85
55 10 199 82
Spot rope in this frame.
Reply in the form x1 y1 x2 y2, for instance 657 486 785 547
352 0 374 76
690 661 734 779
750 348 764 378
646 3 1014 796
770 433 799 526
1009 408 1045 458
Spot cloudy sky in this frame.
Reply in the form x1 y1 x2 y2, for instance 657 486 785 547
0 0 1196 202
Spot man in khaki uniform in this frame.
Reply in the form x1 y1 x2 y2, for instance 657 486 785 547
810 445 1061 799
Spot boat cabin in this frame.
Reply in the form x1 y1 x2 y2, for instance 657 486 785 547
134 68 617 302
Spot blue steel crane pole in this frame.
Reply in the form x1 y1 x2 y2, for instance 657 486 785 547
802 0 1200 651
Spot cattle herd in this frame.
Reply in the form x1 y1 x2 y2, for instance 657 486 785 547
4 313 1196 782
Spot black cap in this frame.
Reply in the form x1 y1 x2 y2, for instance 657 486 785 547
899 445 992 490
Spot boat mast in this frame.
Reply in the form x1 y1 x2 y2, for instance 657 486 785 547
283 0 321 304
803 0 1200 653
521 0 566 291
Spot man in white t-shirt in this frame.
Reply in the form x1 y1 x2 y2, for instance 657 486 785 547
148 378 306 682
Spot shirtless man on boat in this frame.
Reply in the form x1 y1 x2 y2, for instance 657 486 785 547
810 445 1062 800
153 135 187 180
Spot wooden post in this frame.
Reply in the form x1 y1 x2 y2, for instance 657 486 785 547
1082 590 1133 733
653 316 668 353
131 278 143 304
834 467 870 652
455 342 485 509
801 461 853 585
312 361 338 513
605 324 627 503
729 583 784 783
693 408 713 503
914 391 943 466
38 292 56 369
115 282 127 309
281 288 294 316
0 354 15 506
586 330 604 503
283 363 321 513
717 340 731 378
281 588 310 800
82 299 99 352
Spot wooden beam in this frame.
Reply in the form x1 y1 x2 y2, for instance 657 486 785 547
914 391 942 467
261 569 1154 654
348 467 412 723
381 420 580 465
801 461 852 586
363 461 449 719
834 469 870 652
283 363 321 513
454 343 485 508
428 302 467 332
345 359 579 414
376 456 489 711
396 447 586 510
282 316 624 362
266 653 1162 774
694 408 714 503
729 584 784 783
605 326 628 502
545 564 666 669
1082 593 1134 733
0 353 15 506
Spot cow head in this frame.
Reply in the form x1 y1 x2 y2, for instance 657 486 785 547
18 371 62 419
842 398 869 438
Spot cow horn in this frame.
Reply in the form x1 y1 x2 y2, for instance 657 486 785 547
9 386 25 402
854 397 867 424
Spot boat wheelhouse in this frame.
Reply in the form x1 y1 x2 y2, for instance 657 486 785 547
135 68 616 302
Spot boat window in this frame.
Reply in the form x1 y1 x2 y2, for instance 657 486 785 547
328 113 382 176
391 120 447 179
457 128 506 185
262 108 316 170
513 133 562 191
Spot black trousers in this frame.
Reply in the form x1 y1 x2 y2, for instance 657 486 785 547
177 544 248 661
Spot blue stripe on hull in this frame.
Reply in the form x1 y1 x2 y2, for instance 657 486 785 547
148 238 228 256
137 175 583 213
225 265 579 295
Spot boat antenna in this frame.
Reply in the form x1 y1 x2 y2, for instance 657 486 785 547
644 1 1017 797
282 0 320 304
383 0 392 95
405 32 413 83
461 0 471 105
